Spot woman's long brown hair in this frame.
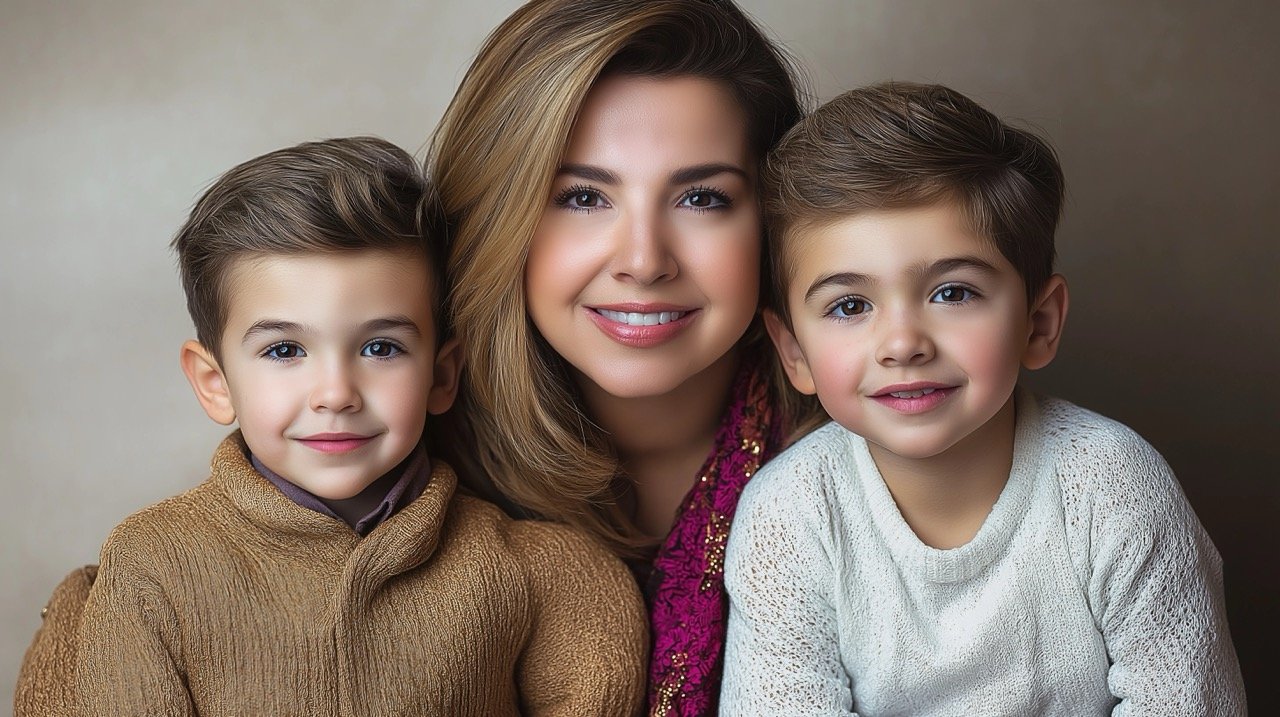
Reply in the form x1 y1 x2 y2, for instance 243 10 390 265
427 0 812 557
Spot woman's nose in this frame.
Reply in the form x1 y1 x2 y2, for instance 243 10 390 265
610 210 678 285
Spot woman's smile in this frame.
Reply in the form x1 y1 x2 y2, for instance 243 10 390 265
524 74 760 400
586 304 700 348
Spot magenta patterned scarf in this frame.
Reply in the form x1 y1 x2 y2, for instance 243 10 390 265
645 356 781 716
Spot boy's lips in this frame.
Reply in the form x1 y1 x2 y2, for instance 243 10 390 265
586 303 699 347
870 382 957 414
295 433 376 454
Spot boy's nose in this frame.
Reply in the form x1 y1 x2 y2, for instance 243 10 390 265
610 210 678 285
875 313 936 367
310 365 362 413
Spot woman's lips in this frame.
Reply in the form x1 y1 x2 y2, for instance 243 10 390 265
295 434 375 454
586 305 698 348
594 308 687 326
869 384 957 414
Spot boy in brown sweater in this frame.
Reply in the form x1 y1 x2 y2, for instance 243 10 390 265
17 137 646 716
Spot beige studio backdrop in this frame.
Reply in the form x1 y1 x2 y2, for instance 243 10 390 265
3 0 1276 708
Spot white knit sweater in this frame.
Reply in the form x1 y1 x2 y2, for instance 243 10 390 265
721 391 1245 716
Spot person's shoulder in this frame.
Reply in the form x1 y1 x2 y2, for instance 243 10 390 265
99 480 225 567
1037 393 1169 471
742 420 856 512
448 494 622 571
445 491 536 547
1033 393 1186 518
1036 393 1152 448
453 497 640 613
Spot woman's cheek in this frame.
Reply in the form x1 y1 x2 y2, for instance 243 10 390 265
692 220 761 306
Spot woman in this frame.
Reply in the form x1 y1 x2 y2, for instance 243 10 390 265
428 1 816 713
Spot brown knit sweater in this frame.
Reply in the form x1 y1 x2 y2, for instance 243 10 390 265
22 433 646 716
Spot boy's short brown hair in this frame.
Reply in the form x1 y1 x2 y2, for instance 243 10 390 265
764 82 1064 323
172 136 442 357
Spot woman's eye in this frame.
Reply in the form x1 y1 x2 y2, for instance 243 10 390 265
555 186 610 212
679 188 730 210
362 340 402 358
264 343 305 360
570 191 599 207
931 286 976 303
830 298 870 318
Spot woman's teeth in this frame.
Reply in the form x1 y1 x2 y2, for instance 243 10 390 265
597 309 685 326
890 388 938 399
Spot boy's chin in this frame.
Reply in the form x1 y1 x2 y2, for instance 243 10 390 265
275 467 386 501
860 430 968 464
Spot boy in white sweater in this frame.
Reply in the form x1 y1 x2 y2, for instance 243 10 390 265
721 83 1245 715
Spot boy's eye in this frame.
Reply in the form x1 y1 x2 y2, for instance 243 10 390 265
830 297 870 318
264 342 305 360
361 340 403 358
931 285 977 303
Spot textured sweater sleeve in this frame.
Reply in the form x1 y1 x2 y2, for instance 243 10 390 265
74 525 196 717
14 565 96 717
1074 425 1246 715
513 521 648 717
721 451 857 717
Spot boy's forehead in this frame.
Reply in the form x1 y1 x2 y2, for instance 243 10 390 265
786 204 1014 281
220 249 437 337
224 248 433 293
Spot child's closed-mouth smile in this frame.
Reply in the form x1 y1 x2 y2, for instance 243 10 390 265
294 432 377 454
869 382 957 414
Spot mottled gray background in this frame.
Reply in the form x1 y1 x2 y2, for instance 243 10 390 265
3 0 1276 709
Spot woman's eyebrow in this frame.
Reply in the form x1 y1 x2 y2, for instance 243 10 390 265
557 163 619 184
669 163 748 185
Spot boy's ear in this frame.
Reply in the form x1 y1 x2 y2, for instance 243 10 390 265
427 337 464 415
180 340 237 425
763 309 818 395
1022 274 1069 370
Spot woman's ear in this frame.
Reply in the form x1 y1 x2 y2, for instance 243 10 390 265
763 309 817 395
1022 274 1069 371
180 340 237 425
427 337 464 415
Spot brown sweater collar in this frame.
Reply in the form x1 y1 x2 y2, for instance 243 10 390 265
210 432 458 579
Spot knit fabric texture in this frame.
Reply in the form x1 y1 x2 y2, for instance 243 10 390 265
14 566 96 715
24 433 646 716
645 353 781 717
721 391 1245 716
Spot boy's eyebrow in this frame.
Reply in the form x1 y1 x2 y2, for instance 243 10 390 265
557 163 619 185
803 256 1002 302
241 320 307 345
804 272 873 302
240 317 422 345
362 316 421 337
915 256 1000 280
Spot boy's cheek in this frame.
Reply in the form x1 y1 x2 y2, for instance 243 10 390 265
951 321 1026 373
806 341 863 395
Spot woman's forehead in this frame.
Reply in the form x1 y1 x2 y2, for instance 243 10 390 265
562 74 751 170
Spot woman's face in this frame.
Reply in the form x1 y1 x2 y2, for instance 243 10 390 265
525 74 760 400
